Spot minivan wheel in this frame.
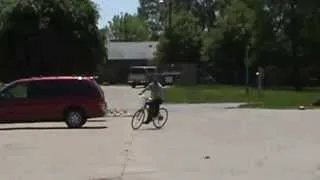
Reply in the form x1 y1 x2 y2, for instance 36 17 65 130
65 110 86 128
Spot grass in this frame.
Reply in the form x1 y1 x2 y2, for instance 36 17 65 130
165 85 320 109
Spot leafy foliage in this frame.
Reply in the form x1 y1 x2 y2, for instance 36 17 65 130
155 11 202 64
107 13 151 41
0 0 106 81
138 0 320 88
202 0 256 66
138 0 164 40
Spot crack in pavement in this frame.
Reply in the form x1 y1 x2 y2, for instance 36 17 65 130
123 170 159 176
90 177 122 180
119 131 136 179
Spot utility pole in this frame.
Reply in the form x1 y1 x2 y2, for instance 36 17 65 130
119 12 124 41
245 44 250 95
168 0 172 30
124 13 129 41
159 0 172 31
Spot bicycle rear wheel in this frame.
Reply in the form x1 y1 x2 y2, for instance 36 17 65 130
153 107 168 129
131 109 145 130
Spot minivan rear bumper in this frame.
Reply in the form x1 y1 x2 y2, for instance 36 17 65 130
87 101 107 118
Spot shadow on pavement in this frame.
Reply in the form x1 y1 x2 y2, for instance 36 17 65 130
0 126 108 131
139 127 162 131
88 119 107 122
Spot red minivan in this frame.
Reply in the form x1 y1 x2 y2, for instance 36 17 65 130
0 76 107 128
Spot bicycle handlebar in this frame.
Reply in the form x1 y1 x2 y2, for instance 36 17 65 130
138 94 152 100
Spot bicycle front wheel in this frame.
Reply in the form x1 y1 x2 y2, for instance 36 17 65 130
153 107 168 129
131 109 145 130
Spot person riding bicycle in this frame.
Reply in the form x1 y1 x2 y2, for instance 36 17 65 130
138 76 164 124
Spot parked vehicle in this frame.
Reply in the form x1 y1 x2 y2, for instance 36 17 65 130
128 66 157 88
0 76 107 128
160 71 181 85
128 66 180 88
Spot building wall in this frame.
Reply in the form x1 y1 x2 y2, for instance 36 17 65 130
178 64 198 85
108 42 158 60
104 41 158 84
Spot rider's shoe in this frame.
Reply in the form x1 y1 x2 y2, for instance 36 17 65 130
143 118 151 124
153 114 163 121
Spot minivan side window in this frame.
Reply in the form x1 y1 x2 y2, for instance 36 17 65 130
28 80 95 99
73 81 96 95
56 80 95 96
0 83 29 99
28 81 57 99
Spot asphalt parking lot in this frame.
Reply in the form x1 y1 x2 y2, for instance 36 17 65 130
0 85 320 180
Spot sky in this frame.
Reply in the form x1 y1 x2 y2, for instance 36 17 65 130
92 0 140 28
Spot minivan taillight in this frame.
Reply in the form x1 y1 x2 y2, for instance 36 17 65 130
100 101 107 112
98 86 105 100
99 89 105 102
91 80 105 101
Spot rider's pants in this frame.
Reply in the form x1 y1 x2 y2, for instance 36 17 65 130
146 98 163 123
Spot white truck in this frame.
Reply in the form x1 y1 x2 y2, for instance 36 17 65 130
128 66 157 88
127 66 179 88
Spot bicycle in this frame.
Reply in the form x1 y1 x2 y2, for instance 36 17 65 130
131 94 168 130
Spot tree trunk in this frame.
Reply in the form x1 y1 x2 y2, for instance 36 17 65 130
289 0 303 91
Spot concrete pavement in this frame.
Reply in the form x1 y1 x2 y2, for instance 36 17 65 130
124 107 320 180
0 85 319 180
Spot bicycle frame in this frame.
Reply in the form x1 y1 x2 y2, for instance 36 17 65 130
139 95 152 110
132 95 168 130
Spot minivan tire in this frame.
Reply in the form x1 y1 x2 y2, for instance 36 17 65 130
64 109 86 128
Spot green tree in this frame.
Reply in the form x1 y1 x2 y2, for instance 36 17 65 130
156 11 202 64
0 0 106 82
138 0 164 40
107 13 151 41
202 0 256 79
252 0 320 89
174 0 219 30
139 0 320 87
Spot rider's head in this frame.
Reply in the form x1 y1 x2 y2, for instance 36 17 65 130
152 75 158 84
146 75 152 83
